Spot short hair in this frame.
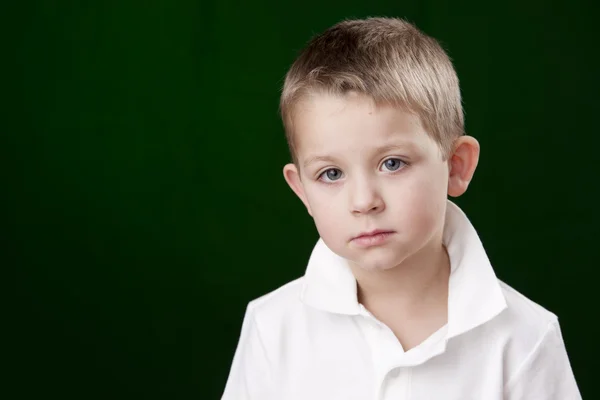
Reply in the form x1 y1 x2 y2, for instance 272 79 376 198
280 17 464 166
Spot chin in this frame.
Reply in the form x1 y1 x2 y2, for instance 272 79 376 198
357 262 398 272
329 237 413 272
348 250 405 272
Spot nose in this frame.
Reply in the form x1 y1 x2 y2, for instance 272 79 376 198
350 176 385 215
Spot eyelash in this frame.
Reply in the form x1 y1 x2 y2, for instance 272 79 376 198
316 158 409 184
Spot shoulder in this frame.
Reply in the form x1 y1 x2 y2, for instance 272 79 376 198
245 277 309 329
496 279 558 337
248 277 305 312
495 281 580 397
492 279 558 349
488 280 566 379
240 277 328 365
243 276 344 350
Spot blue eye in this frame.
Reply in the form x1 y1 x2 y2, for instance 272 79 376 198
317 158 407 183
320 168 342 182
383 158 405 171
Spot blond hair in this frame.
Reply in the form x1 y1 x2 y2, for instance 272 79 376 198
280 17 464 166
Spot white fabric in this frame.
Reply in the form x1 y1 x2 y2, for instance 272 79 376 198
222 201 581 399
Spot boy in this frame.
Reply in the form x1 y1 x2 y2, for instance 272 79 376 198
221 17 580 399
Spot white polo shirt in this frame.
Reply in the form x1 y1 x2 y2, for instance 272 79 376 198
221 201 581 399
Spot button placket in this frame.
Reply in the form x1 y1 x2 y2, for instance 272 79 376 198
381 366 412 400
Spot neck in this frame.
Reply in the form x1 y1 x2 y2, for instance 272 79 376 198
350 236 451 314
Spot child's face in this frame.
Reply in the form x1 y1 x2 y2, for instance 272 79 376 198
283 92 460 272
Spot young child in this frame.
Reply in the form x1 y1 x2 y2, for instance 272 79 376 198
221 17 581 399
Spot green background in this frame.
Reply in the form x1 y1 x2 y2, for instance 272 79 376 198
4 1 597 398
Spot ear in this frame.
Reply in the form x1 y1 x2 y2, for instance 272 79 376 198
283 163 313 216
447 136 480 197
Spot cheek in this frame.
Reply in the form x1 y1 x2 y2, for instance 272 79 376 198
395 169 448 230
304 188 344 237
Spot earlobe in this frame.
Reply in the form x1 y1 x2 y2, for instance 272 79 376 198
283 163 313 216
447 136 480 197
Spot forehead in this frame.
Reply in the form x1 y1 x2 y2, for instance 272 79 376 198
292 92 434 158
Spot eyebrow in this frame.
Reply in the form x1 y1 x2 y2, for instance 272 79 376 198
303 142 418 169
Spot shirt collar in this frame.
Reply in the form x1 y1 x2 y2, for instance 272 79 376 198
299 200 507 339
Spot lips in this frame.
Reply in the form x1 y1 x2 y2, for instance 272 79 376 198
350 230 395 248
354 229 395 239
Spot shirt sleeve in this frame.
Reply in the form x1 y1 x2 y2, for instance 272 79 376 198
221 304 274 400
504 319 581 400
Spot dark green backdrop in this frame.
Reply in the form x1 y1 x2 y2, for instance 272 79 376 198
4 1 597 398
